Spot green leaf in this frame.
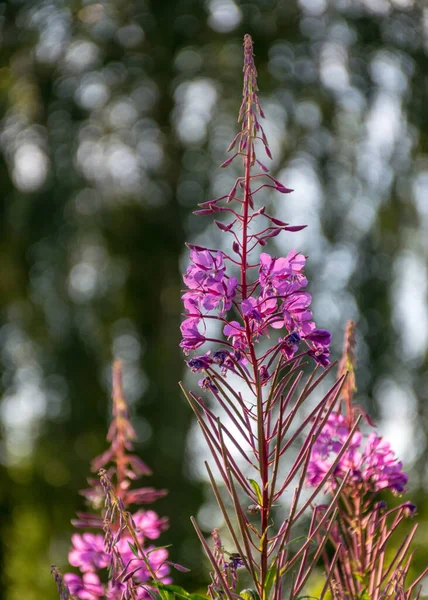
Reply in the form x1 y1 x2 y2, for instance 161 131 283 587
248 479 263 505
263 563 277 599
259 526 270 552
155 584 207 600
146 544 172 555
239 590 260 600
159 591 175 600
127 541 139 557
156 583 198 600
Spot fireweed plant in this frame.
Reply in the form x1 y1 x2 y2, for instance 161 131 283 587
307 322 428 599
52 35 427 600
178 34 426 600
52 361 178 600
178 34 356 600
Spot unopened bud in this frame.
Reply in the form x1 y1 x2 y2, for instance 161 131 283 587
275 182 293 194
220 153 238 168
268 215 289 226
402 502 417 517
266 228 281 238
256 159 269 172
215 220 233 232
284 225 306 232
227 181 239 202
252 206 265 217
166 561 192 573
227 132 241 152
193 209 213 216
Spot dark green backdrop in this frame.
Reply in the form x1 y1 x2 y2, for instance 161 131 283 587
0 1 427 598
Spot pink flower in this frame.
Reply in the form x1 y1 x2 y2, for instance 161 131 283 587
146 546 171 580
182 250 237 317
116 539 171 585
305 328 332 366
68 533 109 572
259 251 307 295
307 413 408 495
279 331 302 359
241 295 277 335
64 573 104 600
311 412 362 461
186 352 213 373
179 318 206 353
106 580 153 600
184 250 226 288
133 510 169 540
278 328 331 365
361 433 408 493
306 457 330 487
224 321 247 350
106 579 127 600
271 292 313 331
182 279 237 315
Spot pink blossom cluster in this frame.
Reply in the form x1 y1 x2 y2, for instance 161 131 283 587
180 247 331 369
64 510 170 599
178 33 332 387
306 412 408 495
182 249 238 317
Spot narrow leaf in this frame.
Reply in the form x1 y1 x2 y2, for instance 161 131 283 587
248 479 263 505
263 564 277 599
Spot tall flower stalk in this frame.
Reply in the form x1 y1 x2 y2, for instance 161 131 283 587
54 361 172 600
180 34 356 600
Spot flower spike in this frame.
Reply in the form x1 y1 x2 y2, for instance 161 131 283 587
181 35 339 600
64 361 171 600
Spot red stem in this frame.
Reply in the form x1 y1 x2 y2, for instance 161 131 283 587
112 361 128 497
240 102 270 597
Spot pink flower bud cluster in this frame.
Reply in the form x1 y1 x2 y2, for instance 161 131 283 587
180 246 331 373
306 412 408 495
64 514 170 600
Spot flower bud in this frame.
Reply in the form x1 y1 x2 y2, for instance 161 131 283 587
268 215 289 226
220 153 238 168
193 209 214 215
227 132 241 152
402 502 417 517
256 159 269 172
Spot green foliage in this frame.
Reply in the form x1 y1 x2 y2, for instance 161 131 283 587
156 583 208 600
248 479 263 506
239 590 260 600
128 541 139 558
263 564 277 599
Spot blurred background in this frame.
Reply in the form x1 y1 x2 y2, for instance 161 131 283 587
0 0 427 598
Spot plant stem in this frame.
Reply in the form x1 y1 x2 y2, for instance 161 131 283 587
240 76 270 598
